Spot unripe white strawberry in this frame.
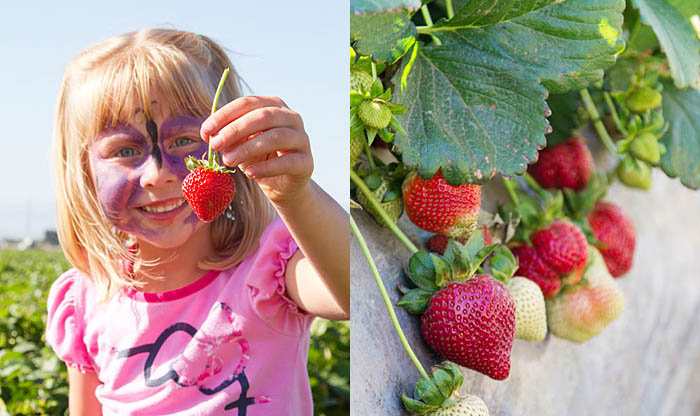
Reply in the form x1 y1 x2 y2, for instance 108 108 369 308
506 277 547 342
434 395 489 416
546 247 625 343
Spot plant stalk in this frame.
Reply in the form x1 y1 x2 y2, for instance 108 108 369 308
420 5 442 46
602 91 628 136
446 0 454 19
579 88 619 156
364 138 377 169
350 170 419 254
350 216 430 381
206 68 230 168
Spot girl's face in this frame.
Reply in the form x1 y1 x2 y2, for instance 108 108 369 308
88 102 211 249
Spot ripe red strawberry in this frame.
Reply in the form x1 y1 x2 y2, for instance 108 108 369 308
402 170 481 239
512 220 588 298
588 201 636 277
528 137 594 191
421 276 515 380
182 167 236 222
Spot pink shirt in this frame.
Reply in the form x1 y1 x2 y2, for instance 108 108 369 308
46 217 315 415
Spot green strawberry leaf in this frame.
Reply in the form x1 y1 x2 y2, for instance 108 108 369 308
432 254 453 287
351 4 419 63
401 394 436 414
393 0 625 184
407 251 439 291
396 288 433 314
442 241 471 279
351 0 421 14
434 0 562 28
489 246 518 283
444 361 464 390
415 379 443 406
659 81 700 189
632 0 700 88
431 368 454 399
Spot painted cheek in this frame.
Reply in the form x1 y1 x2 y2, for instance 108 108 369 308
91 162 143 225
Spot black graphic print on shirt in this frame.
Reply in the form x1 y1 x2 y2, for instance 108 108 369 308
116 302 269 415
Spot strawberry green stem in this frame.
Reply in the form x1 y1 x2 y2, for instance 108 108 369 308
501 177 520 205
206 68 230 169
371 61 377 81
579 88 619 156
602 91 628 136
350 216 430 381
420 5 442 46
364 139 376 170
350 170 419 254
446 0 454 19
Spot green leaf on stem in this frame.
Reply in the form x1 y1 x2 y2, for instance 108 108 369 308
396 288 433 314
351 8 418 63
415 379 444 406
632 0 700 88
407 251 439 291
393 0 625 184
659 81 700 189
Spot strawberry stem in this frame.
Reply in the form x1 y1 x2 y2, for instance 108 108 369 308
420 5 442 46
603 91 628 136
364 139 376 170
446 0 454 19
579 88 619 156
502 177 520 205
351 169 419 254
350 216 430 381
206 68 230 169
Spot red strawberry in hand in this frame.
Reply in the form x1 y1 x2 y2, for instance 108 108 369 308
402 170 481 239
588 201 636 277
182 166 236 222
512 220 588 298
421 276 516 380
181 68 236 223
528 137 594 191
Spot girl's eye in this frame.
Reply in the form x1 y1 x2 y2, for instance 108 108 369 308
117 148 137 158
174 137 195 147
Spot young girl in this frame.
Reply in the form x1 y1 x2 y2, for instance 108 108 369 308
46 28 349 415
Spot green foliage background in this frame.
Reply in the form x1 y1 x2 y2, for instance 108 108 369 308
0 249 349 416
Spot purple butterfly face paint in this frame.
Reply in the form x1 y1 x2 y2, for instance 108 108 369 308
88 111 210 248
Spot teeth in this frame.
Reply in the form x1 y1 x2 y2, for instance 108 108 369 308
140 199 185 214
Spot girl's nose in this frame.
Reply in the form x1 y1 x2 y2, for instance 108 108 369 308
139 155 177 189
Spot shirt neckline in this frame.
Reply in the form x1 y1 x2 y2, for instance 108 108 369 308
124 269 221 303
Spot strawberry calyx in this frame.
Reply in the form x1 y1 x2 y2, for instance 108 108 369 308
401 361 465 415
488 245 518 285
397 230 497 315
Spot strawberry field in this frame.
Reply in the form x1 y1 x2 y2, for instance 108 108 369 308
0 249 349 416
350 0 700 414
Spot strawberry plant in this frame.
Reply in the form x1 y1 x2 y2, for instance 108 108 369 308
350 0 700 413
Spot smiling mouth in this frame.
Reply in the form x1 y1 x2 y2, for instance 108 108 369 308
138 199 186 214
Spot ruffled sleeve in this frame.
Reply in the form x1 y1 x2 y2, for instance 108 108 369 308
45 269 95 373
246 216 314 336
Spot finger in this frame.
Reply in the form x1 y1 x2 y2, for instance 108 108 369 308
242 152 313 180
209 106 303 152
221 127 307 167
200 95 288 140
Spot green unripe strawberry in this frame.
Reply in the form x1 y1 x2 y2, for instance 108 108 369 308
506 277 548 342
617 156 652 190
625 86 662 113
433 395 490 416
356 177 403 227
350 135 364 166
629 132 661 164
350 69 373 93
357 99 392 129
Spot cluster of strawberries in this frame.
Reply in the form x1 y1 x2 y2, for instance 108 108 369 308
389 137 634 390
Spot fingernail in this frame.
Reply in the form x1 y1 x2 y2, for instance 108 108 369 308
201 118 215 135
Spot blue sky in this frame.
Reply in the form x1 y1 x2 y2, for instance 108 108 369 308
0 1 348 240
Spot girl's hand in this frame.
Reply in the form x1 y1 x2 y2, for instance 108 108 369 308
200 95 313 206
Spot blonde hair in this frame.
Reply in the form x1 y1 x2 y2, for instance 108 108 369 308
53 28 274 299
